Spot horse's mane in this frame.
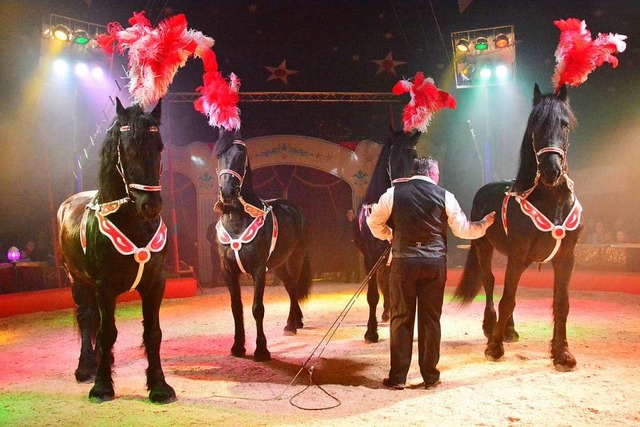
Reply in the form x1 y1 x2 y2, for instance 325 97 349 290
361 130 417 205
213 128 237 158
98 104 163 199
362 142 393 204
513 92 576 193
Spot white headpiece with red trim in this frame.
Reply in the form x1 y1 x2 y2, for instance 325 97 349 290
551 18 626 95
392 72 456 133
97 11 240 130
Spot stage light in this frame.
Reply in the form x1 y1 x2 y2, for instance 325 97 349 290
91 66 104 79
456 38 470 52
452 25 515 88
495 64 509 79
475 37 489 51
74 62 89 77
479 65 492 79
494 34 509 49
7 247 20 262
460 63 475 82
73 29 90 45
53 59 69 76
52 24 72 42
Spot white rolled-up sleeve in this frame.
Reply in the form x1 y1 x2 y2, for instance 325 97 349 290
367 187 395 242
445 191 491 240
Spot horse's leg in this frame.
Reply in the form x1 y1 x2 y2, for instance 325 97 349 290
251 268 271 362
225 269 246 358
485 262 525 361
364 255 380 343
138 280 176 403
89 288 118 401
378 266 391 323
275 265 301 334
550 255 577 371
71 281 98 382
473 239 498 339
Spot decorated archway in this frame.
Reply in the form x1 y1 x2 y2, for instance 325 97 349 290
168 136 383 286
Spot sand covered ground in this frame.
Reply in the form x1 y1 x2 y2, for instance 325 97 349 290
1 281 639 426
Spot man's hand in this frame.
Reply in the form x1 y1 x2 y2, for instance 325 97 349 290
482 211 496 227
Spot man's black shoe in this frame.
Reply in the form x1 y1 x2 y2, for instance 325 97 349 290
382 378 405 390
424 379 441 390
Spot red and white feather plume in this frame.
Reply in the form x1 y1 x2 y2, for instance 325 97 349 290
97 11 240 130
551 18 627 94
392 72 456 133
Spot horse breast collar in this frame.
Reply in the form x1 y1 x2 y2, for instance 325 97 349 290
80 202 167 291
501 193 582 262
216 207 279 274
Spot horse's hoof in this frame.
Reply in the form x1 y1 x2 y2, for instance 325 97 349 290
254 349 271 362
89 384 115 402
554 362 576 372
231 345 246 358
149 383 177 403
484 343 504 361
296 320 304 329
364 331 379 344
553 351 577 372
283 324 298 335
75 367 96 383
504 330 520 343
381 310 390 323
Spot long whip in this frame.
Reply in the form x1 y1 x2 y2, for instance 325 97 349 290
211 244 392 410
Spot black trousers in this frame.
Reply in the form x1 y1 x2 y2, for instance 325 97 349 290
387 257 447 385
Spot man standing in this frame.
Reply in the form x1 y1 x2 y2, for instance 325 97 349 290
367 157 495 390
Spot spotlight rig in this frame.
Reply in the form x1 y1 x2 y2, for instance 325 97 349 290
451 25 516 88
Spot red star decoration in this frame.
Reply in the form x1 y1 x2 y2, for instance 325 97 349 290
372 51 406 76
264 59 299 84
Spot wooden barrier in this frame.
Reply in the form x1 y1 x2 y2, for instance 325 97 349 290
0 277 198 318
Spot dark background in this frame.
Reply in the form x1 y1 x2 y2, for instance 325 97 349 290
1 0 638 270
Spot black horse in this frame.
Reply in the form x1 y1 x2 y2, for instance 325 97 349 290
57 98 175 402
454 84 582 371
353 129 419 343
214 128 312 362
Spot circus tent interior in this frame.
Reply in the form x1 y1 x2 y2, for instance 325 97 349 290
0 0 639 424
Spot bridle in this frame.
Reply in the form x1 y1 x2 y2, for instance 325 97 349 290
88 124 163 212
512 126 573 199
217 139 248 192
217 139 267 217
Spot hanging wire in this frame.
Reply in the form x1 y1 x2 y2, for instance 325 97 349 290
414 0 434 64
388 0 416 63
427 0 451 64
153 0 170 25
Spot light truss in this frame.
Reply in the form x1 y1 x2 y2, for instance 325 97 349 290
166 92 400 103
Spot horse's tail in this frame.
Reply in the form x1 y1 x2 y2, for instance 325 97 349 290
453 242 484 305
296 252 312 302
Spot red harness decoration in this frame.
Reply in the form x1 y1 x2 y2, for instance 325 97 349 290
358 204 372 233
216 209 278 274
501 193 582 262
80 205 167 290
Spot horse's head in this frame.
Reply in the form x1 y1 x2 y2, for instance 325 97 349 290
388 127 419 181
527 84 576 189
100 98 164 220
214 127 247 208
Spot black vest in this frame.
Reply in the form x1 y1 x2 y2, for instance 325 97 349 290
390 178 448 263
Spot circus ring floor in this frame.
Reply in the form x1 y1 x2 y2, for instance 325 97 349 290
0 270 639 426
